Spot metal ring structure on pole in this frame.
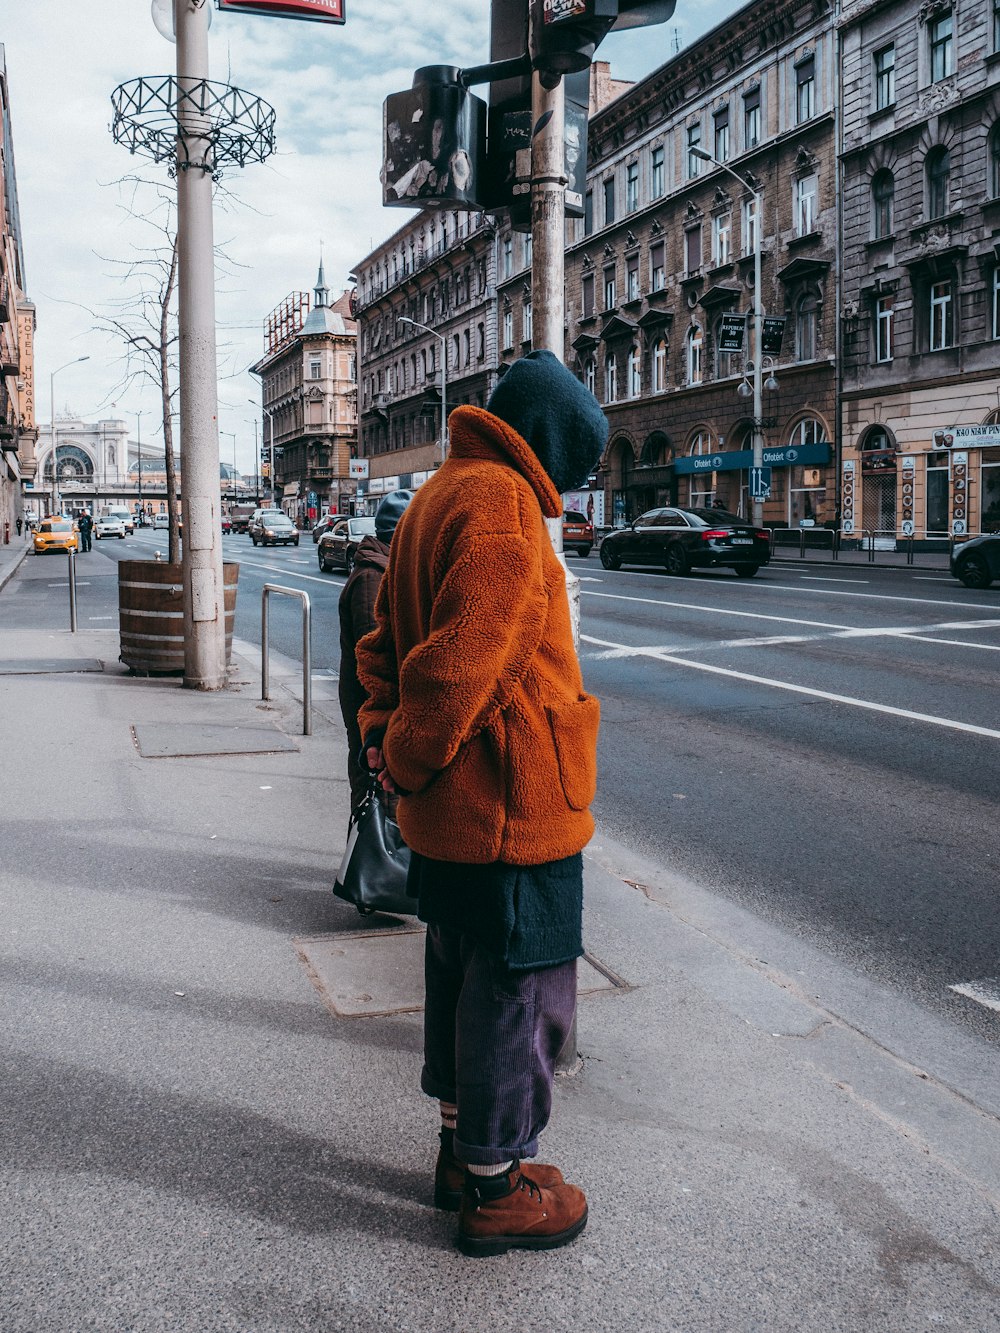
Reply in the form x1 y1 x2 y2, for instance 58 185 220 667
110 76 276 181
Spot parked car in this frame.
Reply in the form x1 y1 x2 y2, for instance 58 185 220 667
599 507 771 578
311 513 340 543
317 516 376 573
32 517 78 554
94 514 126 540
950 533 1000 589
152 513 170 530
562 509 594 558
249 509 300 546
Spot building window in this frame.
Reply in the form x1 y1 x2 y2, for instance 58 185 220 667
795 294 817 361
685 226 702 275
652 338 667 393
742 196 758 255
524 233 532 268
463 329 471 366
627 255 640 301
875 295 895 362
929 278 953 350
604 177 616 226
995 0 1000 53
627 345 641 398
990 124 1000 199
872 170 894 239
477 323 485 360
795 55 816 124
714 106 730 163
309 358 321 379
743 87 761 149
795 174 818 235
523 300 533 343
687 122 702 178
604 266 617 310
584 189 593 235
651 145 665 198
926 450 950 534
789 417 827 449
582 272 595 318
604 353 617 403
926 146 949 220
993 267 1000 340
712 212 732 266
686 325 703 385
583 356 596 394
874 44 895 110
502 309 513 349
650 241 665 291
502 237 513 279
929 12 953 82
626 161 639 212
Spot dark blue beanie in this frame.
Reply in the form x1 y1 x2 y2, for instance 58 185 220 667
486 350 609 494
374 489 414 543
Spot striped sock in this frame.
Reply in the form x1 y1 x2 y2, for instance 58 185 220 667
439 1102 458 1132
467 1160 514 1177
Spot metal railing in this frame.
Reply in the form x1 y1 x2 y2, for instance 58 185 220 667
768 526 839 561
261 584 312 736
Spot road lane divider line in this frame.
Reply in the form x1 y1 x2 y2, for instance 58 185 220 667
799 576 869 584
948 981 1000 1014
236 557 344 586
750 582 1000 611
580 632 1000 740
582 589 851 631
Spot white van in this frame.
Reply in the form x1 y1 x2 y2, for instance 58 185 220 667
100 505 135 534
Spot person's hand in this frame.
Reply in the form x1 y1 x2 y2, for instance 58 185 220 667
365 746 397 795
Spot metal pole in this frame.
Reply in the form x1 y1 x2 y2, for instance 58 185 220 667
67 548 78 632
751 188 763 529
136 410 145 525
49 372 57 516
440 341 447 465
175 0 226 690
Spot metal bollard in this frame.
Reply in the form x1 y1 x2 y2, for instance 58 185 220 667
67 548 78 632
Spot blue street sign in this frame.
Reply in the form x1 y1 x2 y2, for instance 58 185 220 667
750 466 772 499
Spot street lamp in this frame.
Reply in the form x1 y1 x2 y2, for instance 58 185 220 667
134 409 147 525
691 146 765 526
221 430 238 507
247 399 262 505
397 316 447 464
49 355 90 515
258 403 276 507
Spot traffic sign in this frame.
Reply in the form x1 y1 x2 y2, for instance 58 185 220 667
750 465 771 499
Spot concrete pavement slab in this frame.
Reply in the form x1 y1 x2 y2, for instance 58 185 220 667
132 721 300 757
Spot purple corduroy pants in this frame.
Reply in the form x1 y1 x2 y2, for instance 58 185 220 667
420 923 577 1166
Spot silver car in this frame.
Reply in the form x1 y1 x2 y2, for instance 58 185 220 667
249 509 300 547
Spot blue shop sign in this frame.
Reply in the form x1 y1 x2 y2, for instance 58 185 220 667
674 442 831 475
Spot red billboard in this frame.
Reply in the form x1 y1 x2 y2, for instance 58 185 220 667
216 0 345 23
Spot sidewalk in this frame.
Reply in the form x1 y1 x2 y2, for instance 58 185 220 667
1 552 998 1332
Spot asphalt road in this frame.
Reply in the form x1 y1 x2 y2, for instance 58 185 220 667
13 532 1000 1043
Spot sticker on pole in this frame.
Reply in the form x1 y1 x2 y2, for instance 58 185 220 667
216 0 346 24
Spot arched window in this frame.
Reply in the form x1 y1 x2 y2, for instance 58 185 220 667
452 334 460 370
926 146 950 220
583 356 596 394
788 417 828 448
686 325 703 385
652 338 668 393
627 345 641 398
990 124 1000 200
872 170 894 239
795 294 818 361
604 353 617 404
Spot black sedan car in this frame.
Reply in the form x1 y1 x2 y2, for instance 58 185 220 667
317 516 377 573
950 533 1000 589
600 507 771 577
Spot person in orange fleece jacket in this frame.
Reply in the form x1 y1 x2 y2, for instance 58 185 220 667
357 350 608 1257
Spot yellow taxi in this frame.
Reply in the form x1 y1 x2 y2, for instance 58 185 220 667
32 516 79 554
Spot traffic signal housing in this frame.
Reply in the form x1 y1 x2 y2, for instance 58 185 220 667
529 0 676 84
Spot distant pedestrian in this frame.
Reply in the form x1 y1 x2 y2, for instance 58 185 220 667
15 517 22 537
77 511 94 553
357 350 608 1257
338 490 413 813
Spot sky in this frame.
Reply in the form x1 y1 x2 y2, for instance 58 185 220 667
2 0 730 477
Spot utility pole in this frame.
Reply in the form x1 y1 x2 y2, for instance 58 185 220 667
174 0 226 690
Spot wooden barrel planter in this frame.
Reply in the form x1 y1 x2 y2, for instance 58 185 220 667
118 560 239 674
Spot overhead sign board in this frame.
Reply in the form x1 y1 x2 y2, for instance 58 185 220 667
349 458 369 478
933 425 1000 449
760 317 786 356
717 313 746 353
216 0 345 23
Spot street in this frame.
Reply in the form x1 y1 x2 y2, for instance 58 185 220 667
15 535 1000 1045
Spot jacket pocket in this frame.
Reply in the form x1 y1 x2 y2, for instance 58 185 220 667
547 693 600 811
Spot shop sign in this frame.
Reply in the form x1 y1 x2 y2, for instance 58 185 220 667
900 456 915 537
951 451 968 536
717 313 746 353
216 0 345 23
349 458 369 478
841 459 855 534
760 317 786 355
674 442 831 475
933 425 1000 449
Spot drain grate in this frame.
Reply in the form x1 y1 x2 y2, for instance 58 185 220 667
132 722 299 758
295 927 627 1018
0 658 104 675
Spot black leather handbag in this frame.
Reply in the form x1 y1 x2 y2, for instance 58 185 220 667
333 781 414 916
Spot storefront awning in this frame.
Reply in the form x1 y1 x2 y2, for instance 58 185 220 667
675 442 831 475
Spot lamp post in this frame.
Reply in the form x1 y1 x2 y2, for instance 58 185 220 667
49 355 90 515
247 399 261 505
134 409 147 525
221 430 237 509
691 146 765 526
397 316 447 464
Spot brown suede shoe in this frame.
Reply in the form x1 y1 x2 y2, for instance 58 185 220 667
457 1165 588 1257
433 1133 564 1211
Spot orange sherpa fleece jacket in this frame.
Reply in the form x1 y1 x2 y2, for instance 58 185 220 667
356 404 600 866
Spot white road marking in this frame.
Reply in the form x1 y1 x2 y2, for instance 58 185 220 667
754 581 998 612
580 632 1000 740
238 557 344 586
913 577 954 583
583 589 851 631
799 576 869 584
88 616 116 621
948 981 1000 1013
